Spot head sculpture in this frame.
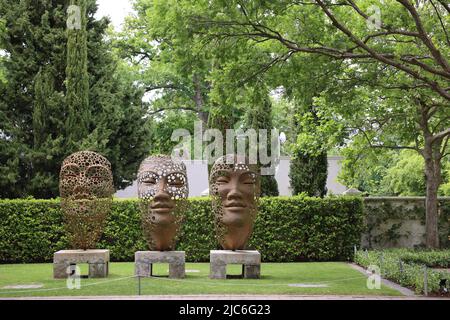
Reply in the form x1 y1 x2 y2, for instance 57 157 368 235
59 151 114 250
210 154 261 250
137 155 189 251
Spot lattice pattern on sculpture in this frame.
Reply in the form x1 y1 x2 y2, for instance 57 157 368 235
209 154 261 250
137 155 189 251
59 151 114 250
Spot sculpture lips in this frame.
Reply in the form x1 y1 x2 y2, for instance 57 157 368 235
225 202 246 208
151 202 174 213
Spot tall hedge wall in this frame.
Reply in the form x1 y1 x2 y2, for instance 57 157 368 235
0 196 364 263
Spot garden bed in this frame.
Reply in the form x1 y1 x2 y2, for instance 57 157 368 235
354 248 450 296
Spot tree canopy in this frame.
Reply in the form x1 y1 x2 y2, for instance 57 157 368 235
0 0 151 198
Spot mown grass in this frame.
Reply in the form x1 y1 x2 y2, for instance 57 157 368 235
0 262 402 297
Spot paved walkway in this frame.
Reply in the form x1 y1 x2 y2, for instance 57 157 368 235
348 263 416 296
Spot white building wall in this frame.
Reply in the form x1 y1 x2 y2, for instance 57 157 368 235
115 156 348 198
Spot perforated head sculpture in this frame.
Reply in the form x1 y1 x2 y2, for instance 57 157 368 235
59 151 114 250
210 154 261 250
137 155 189 251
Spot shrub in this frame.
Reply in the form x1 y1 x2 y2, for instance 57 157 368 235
0 196 364 263
354 248 450 294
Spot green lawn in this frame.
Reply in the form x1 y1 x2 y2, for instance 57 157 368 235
0 262 402 297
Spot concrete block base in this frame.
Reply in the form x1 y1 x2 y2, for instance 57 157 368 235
135 251 185 279
210 250 261 279
53 249 110 279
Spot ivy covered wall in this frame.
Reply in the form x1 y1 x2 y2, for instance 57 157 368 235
362 197 450 249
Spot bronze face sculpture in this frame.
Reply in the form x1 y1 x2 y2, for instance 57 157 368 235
210 154 261 250
137 155 189 251
59 151 114 250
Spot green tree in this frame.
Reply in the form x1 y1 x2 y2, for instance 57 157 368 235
338 136 395 195
65 0 89 147
118 0 214 126
289 149 328 197
381 150 426 196
0 18 6 84
340 145 450 197
149 110 198 155
244 87 279 196
0 0 151 198
119 0 268 171
196 0 450 248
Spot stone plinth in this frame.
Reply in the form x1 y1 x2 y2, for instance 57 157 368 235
135 251 185 279
53 249 110 279
210 250 261 279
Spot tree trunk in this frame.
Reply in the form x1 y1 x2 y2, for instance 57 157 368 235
193 73 209 128
423 142 441 248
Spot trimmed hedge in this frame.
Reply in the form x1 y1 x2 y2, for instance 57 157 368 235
0 196 364 263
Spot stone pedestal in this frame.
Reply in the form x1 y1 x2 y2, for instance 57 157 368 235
135 251 185 279
53 249 110 279
210 250 261 279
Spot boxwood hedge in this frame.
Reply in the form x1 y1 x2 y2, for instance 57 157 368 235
0 196 363 263
354 249 450 294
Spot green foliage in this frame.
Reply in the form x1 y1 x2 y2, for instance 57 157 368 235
440 182 450 196
381 151 426 196
192 0 449 247
0 0 151 198
0 196 363 263
289 150 328 197
149 111 198 156
355 249 450 294
0 199 67 263
118 0 217 126
340 145 450 197
251 196 364 262
338 137 394 195
260 176 279 197
65 0 90 146
0 18 5 84
244 87 279 197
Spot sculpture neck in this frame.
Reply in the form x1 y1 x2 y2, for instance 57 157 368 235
150 224 177 251
221 224 252 251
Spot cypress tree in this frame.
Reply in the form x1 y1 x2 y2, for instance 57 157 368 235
245 88 279 197
65 0 89 148
289 149 328 197
289 104 328 197
0 0 151 198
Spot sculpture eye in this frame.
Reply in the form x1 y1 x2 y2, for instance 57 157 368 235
167 173 186 188
143 178 157 184
241 173 256 184
216 176 230 184
169 179 183 187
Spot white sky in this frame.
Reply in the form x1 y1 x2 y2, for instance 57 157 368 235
95 0 135 31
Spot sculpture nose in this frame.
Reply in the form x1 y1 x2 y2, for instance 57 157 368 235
154 179 170 200
226 180 243 200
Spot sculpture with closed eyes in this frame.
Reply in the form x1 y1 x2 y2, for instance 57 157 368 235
59 151 114 250
210 154 261 250
137 155 189 251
